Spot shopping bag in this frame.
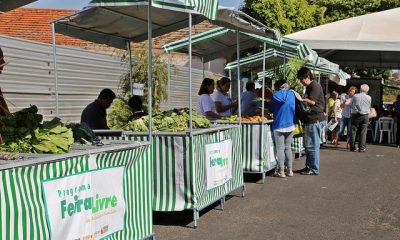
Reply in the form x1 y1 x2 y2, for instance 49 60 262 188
294 124 304 135
327 118 338 131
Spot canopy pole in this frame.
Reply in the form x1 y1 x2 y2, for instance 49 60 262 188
201 56 205 79
284 50 287 79
236 29 241 124
51 23 59 118
229 69 232 79
189 13 193 136
147 0 153 139
262 42 266 118
127 41 133 96
167 53 171 109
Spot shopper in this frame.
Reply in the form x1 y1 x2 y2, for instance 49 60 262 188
269 79 296 177
212 77 237 117
296 67 325 175
197 78 221 120
330 91 342 146
339 86 357 148
81 88 116 129
350 84 371 152
240 81 258 117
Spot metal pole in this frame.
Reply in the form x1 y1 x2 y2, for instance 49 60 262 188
128 41 133 95
262 42 266 118
167 53 171 109
147 0 153 139
189 13 193 136
284 50 287 79
51 23 59 118
229 69 232 79
236 29 241 124
201 56 205 79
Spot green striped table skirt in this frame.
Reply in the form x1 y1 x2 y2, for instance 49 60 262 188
0 141 153 240
216 121 277 173
100 126 244 212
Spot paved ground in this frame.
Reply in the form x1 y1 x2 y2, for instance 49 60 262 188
152 143 400 240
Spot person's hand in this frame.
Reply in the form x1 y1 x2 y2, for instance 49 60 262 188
231 100 238 107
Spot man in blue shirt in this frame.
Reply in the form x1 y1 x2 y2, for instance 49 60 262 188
81 88 116 130
240 81 258 117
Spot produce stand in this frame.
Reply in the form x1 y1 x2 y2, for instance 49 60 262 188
216 120 276 182
0 140 153 240
95 125 244 228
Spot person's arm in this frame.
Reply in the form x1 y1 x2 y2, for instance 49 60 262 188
215 101 236 113
205 111 222 119
303 98 316 106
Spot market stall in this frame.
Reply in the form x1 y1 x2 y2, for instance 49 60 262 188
216 120 276 180
0 140 153 240
95 111 244 228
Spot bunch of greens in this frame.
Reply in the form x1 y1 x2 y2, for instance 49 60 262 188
107 99 211 132
0 106 74 154
66 122 101 145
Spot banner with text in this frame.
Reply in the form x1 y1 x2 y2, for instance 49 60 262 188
205 139 233 190
42 167 126 240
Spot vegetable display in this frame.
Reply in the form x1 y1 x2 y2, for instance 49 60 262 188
107 98 211 132
0 106 74 154
221 115 269 122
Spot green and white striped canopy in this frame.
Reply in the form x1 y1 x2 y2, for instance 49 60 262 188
164 27 313 63
89 0 219 20
54 3 279 50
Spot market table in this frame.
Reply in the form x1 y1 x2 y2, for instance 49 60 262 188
0 140 152 240
96 125 244 227
216 121 276 182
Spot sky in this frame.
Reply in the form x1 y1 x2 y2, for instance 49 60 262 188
26 0 243 10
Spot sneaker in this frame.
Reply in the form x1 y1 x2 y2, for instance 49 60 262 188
359 148 366 152
300 170 319 176
286 170 294 177
274 171 286 178
294 167 307 173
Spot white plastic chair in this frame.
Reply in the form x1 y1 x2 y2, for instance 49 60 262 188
377 117 394 144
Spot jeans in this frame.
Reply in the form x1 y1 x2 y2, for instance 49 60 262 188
350 114 369 150
339 117 351 142
273 131 294 170
303 122 323 174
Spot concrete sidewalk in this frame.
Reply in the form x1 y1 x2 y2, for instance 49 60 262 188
153 144 400 240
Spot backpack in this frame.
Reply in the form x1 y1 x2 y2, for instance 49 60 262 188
291 90 311 121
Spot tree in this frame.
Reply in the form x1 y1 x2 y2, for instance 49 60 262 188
119 44 168 111
241 0 326 35
310 0 400 22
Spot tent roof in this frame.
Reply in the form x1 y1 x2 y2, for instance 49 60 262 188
163 27 312 63
0 0 36 12
286 8 400 68
54 4 281 50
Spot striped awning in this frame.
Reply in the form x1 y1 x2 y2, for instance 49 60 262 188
163 27 283 62
164 27 310 63
89 0 219 20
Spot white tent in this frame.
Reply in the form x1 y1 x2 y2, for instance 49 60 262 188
0 0 36 12
286 7 400 68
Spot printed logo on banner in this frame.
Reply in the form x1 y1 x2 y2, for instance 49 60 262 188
205 139 233 190
42 166 125 240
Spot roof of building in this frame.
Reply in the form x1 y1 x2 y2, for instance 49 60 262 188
0 8 216 51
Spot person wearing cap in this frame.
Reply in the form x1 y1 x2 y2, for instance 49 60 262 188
0 47 10 116
269 79 296 178
296 67 325 175
81 88 116 130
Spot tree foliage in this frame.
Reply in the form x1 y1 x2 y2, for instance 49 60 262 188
241 0 326 35
119 45 168 111
310 0 400 22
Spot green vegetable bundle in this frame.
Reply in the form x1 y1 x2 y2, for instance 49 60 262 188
107 99 211 132
0 106 74 154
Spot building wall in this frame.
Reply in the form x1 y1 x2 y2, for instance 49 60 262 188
0 35 221 123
